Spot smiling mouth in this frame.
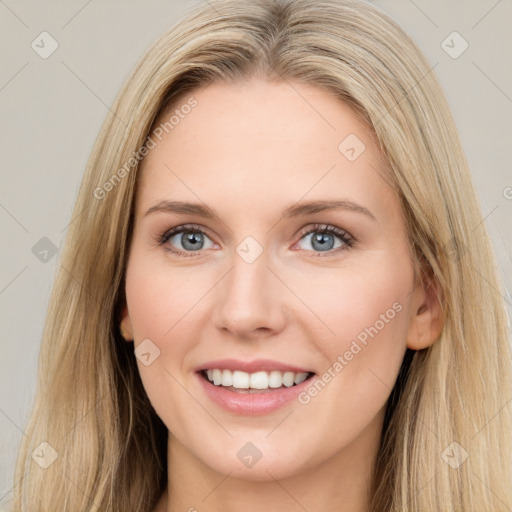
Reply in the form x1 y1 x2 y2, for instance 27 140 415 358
200 369 315 393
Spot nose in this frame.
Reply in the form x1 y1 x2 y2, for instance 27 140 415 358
213 247 286 340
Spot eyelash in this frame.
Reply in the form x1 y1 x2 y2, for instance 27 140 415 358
157 223 355 258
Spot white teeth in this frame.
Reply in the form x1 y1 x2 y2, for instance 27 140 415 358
232 370 250 389
204 369 310 390
212 369 222 385
268 370 283 388
282 371 295 387
250 371 268 389
294 372 308 385
221 369 233 386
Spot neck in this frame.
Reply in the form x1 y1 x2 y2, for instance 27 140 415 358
156 409 384 512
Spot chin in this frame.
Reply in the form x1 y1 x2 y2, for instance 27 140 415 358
196 441 312 482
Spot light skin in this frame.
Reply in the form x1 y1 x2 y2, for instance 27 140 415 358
120 77 443 512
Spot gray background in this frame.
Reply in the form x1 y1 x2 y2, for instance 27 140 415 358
1 0 511 507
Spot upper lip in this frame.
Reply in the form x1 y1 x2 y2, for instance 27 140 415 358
195 358 313 374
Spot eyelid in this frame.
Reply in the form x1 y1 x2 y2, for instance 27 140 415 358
157 223 217 251
295 223 354 243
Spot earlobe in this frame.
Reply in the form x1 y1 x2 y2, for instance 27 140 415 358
119 304 134 342
406 275 444 351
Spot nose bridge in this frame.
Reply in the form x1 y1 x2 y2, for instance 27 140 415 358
214 242 283 336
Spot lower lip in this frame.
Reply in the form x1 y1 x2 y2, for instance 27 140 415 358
196 372 315 416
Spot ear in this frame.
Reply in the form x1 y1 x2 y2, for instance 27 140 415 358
406 271 444 350
119 303 134 342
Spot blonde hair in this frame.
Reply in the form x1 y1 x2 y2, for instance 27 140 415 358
13 0 512 510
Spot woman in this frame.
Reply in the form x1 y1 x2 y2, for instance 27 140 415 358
13 0 512 510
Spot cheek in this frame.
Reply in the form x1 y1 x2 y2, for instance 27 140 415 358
124 253 220 402
125 257 209 341
330 281 409 365
124 260 205 431
296 256 412 349
293 253 414 406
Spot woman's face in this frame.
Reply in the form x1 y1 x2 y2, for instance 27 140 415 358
121 78 433 480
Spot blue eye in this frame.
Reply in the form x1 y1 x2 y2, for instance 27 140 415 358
158 223 354 257
296 224 353 255
159 224 215 256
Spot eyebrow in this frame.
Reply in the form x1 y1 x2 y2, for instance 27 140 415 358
144 199 376 221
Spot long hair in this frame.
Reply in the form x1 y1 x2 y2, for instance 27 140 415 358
13 0 512 510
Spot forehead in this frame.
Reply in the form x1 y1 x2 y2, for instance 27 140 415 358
136 79 393 215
